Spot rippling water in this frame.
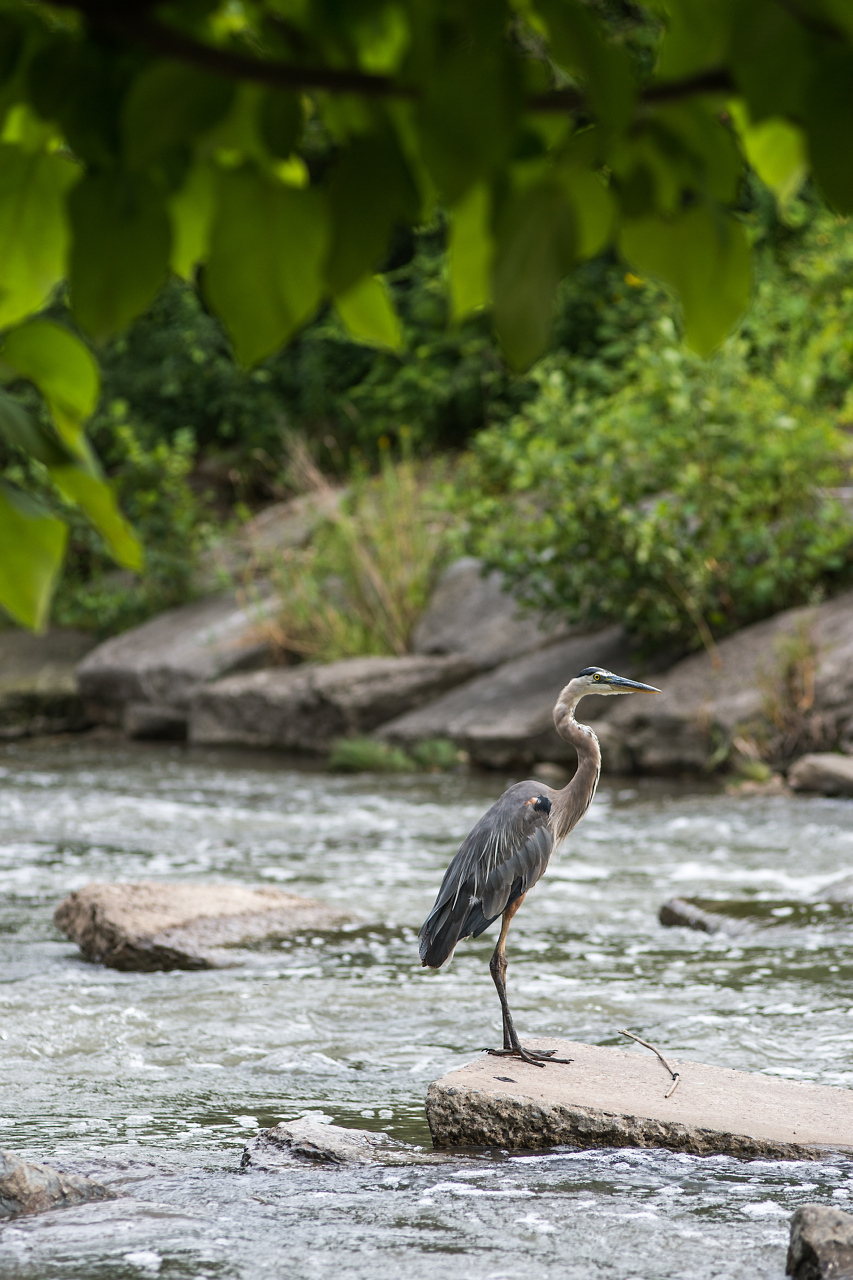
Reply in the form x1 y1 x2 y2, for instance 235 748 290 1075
2 737 853 1278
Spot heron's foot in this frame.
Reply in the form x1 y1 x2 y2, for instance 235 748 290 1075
485 1047 573 1067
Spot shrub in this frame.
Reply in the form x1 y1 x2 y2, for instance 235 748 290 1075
464 310 853 655
328 739 415 773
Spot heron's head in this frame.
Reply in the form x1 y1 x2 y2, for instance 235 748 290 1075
570 666 661 700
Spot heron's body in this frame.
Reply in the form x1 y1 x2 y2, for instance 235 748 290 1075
418 665 659 1065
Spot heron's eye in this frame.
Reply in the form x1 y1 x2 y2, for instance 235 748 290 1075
593 673 601 682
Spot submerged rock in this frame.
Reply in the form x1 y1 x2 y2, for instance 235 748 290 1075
378 627 635 769
77 594 274 732
241 1120 426 1168
659 898 728 934
427 1039 853 1158
0 1150 114 1218
54 881 350 971
189 654 478 752
787 1204 853 1279
788 753 853 797
0 628 96 740
412 557 568 671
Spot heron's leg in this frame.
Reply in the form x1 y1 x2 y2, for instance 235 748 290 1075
485 897 572 1067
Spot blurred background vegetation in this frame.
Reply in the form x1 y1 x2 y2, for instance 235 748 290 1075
2 179 853 655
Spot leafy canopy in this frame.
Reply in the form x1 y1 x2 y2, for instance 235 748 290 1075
0 0 852 625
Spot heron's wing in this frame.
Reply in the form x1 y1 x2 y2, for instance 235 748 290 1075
418 781 554 967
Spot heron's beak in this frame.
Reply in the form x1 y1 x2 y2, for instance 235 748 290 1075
605 675 661 694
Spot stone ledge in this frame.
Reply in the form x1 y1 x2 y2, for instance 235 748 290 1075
426 1039 853 1159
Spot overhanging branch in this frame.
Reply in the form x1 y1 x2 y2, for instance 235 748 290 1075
52 2 738 115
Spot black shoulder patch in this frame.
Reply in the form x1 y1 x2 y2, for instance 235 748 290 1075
533 795 551 814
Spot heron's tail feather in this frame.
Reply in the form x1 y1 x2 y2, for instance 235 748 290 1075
418 890 478 969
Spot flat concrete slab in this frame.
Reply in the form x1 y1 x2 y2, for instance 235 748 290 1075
426 1039 853 1160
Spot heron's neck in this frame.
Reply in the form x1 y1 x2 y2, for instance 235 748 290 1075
551 688 601 843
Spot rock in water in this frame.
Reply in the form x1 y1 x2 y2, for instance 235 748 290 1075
0 1150 114 1217
787 1204 853 1279
427 1039 853 1158
241 1120 424 1168
54 881 350 971
659 898 733 935
788 754 853 797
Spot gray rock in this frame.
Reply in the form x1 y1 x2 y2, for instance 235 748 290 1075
189 654 479 752
123 702 187 741
197 489 345 587
54 881 350 971
659 897 726 934
0 1150 114 1218
787 1204 853 1279
601 589 853 774
789 754 853 797
241 1120 425 1169
0 628 96 739
427 1039 853 1157
413 557 568 670
77 594 274 729
378 628 635 769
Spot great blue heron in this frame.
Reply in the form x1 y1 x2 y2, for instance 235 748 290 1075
418 666 660 1065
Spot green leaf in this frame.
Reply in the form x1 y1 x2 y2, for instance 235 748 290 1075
325 132 419 295
652 101 742 203
258 89 303 159
169 159 216 278
729 103 807 206
334 275 402 350
729 0 813 122
0 145 77 329
206 165 328 365
50 466 143 572
418 2 521 201
656 0 736 80
122 61 234 172
1 318 99 450
805 50 853 214
0 387 73 467
68 172 171 340
493 179 574 371
537 0 634 134
560 167 614 260
620 204 751 356
448 181 493 319
0 480 67 630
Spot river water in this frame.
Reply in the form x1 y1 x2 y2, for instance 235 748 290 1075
1 738 853 1279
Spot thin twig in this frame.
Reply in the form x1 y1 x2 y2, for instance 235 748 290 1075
618 1028 681 1098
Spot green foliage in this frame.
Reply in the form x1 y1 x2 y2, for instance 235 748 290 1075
263 449 452 662
327 735 461 772
327 738 415 773
49 418 206 636
464 227 853 653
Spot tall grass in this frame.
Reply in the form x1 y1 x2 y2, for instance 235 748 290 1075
262 439 454 662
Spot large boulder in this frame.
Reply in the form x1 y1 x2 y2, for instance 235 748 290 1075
378 628 636 769
601 590 853 773
189 653 478 752
0 1150 114 1218
76 594 274 733
197 489 344 588
54 881 350 970
0 628 96 739
787 1204 853 1279
788 753 853 796
412 557 568 670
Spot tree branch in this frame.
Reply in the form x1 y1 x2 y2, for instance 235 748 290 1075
52 2 737 115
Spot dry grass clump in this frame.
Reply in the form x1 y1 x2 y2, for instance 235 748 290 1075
259 439 453 663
